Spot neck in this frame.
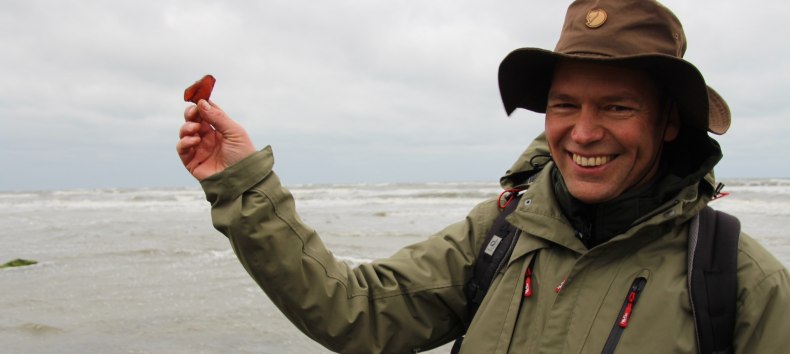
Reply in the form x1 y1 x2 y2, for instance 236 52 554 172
552 163 668 249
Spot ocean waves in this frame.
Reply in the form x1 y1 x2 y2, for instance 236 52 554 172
1 181 788 353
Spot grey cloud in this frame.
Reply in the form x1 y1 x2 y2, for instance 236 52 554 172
0 0 787 190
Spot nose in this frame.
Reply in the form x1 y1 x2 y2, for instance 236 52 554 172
571 107 605 144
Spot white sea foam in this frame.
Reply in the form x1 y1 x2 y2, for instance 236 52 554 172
0 188 209 212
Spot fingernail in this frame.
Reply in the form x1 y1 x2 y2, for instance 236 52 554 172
199 100 211 111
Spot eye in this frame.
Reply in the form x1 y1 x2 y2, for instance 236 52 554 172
547 101 578 111
604 104 638 119
607 105 633 112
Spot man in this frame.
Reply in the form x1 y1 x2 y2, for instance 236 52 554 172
177 0 789 352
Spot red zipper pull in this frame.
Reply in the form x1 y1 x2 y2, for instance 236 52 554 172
619 288 637 327
555 278 567 293
524 267 533 297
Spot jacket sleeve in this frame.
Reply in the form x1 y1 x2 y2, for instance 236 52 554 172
199 146 497 354
733 233 790 353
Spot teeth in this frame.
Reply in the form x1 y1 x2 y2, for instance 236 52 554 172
573 154 610 167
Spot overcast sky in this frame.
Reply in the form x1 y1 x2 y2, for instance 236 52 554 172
1 0 788 191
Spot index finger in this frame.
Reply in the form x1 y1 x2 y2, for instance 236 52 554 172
184 104 201 123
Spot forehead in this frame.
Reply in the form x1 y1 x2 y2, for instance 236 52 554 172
549 60 661 100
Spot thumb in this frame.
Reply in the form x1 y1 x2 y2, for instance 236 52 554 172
197 99 242 134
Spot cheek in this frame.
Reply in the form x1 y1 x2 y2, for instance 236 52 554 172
544 128 560 158
624 129 662 164
544 117 568 151
617 119 657 148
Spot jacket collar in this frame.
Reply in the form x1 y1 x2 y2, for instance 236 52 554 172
505 159 714 263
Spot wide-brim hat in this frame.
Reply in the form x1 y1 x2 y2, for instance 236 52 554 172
499 0 731 135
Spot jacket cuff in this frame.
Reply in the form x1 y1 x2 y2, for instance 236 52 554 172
200 146 274 205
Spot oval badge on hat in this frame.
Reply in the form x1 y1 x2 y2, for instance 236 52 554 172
585 8 607 28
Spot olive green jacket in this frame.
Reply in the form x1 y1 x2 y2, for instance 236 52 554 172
201 143 789 353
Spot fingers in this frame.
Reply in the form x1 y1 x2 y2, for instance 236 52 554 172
176 123 201 150
176 121 202 162
176 135 198 165
184 104 200 122
179 121 201 139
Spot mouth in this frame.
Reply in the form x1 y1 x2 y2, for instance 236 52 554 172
571 153 615 167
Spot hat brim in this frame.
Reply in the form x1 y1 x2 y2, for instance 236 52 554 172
498 48 730 134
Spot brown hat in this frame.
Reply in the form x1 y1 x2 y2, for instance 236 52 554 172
499 0 731 135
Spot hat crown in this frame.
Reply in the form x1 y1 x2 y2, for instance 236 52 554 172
555 0 687 59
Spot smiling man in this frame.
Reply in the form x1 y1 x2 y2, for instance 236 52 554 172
178 0 789 353
545 61 679 204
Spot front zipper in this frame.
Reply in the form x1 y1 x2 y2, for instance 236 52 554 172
601 277 647 354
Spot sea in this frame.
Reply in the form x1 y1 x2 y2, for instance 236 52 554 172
1 179 789 353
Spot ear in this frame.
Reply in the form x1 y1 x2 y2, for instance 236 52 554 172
662 103 681 142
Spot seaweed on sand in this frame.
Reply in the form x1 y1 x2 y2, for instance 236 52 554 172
0 259 38 269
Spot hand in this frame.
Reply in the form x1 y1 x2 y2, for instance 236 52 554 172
176 100 256 181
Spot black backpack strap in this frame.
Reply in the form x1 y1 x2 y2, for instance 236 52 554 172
451 192 522 354
465 192 523 322
688 206 740 354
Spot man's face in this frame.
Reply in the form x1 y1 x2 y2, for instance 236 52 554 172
545 60 679 204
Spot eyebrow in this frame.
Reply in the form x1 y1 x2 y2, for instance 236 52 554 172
547 92 644 104
546 93 574 101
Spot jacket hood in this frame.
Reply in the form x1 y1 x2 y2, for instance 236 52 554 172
500 132 552 191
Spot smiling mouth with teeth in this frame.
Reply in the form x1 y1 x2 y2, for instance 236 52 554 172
572 154 613 167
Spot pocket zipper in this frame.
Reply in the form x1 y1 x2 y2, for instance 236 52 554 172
601 277 647 354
